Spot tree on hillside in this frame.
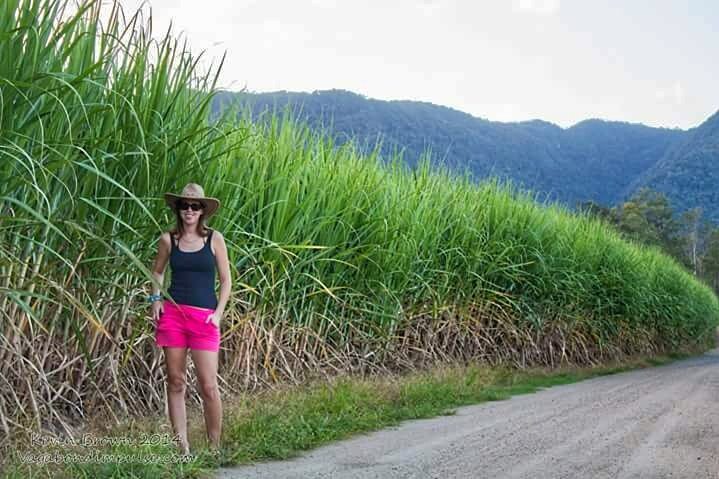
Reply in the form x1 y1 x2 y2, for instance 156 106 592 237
612 188 684 259
677 207 710 275
614 200 661 246
581 188 719 295
703 230 719 291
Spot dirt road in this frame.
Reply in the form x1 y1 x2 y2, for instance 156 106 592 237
217 350 719 478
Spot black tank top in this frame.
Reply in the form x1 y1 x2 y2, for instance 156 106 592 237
165 229 218 310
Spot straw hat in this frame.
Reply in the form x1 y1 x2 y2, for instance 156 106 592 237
164 183 220 218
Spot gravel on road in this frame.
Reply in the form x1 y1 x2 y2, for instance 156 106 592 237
217 350 719 479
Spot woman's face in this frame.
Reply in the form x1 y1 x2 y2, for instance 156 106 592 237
177 200 204 226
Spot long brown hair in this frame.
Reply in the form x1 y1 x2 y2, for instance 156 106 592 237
169 200 211 241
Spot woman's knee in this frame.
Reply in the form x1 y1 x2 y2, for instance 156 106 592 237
167 374 186 394
198 380 220 401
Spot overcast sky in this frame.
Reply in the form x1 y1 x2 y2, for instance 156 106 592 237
116 0 718 129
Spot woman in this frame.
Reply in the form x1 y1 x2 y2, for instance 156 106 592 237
147 183 231 455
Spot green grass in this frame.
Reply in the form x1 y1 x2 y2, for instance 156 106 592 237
2 347 702 478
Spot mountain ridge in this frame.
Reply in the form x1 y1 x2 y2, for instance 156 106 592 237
212 89 717 221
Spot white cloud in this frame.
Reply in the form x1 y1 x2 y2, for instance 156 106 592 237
310 0 338 9
512 0 560 15
672 82 684 104
419 0 443 17
655 82 684 105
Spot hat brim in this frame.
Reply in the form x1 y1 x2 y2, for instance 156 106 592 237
164 193 220 218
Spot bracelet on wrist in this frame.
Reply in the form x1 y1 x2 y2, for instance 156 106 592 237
147 294 162 303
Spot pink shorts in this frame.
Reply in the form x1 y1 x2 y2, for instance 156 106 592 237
155 301 220 352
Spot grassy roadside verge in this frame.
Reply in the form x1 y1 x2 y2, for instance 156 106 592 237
2 345 710 479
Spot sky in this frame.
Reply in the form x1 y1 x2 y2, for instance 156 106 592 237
115 0 719 130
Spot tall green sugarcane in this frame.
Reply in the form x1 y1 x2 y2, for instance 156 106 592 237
1 0 718 449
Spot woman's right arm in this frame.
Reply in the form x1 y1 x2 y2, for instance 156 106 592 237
150 232 171 324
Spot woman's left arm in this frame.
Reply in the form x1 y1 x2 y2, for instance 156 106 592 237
213 231 232 321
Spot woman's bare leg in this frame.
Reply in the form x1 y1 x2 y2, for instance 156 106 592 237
190 348 222 449
164 346 190 454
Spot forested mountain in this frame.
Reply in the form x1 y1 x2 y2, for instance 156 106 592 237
212 89 716 220
629 111 719 221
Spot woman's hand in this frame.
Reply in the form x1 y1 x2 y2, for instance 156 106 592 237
205 310 222 328
151 300 164 327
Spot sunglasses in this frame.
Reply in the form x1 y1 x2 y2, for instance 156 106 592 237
177 201 204 211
